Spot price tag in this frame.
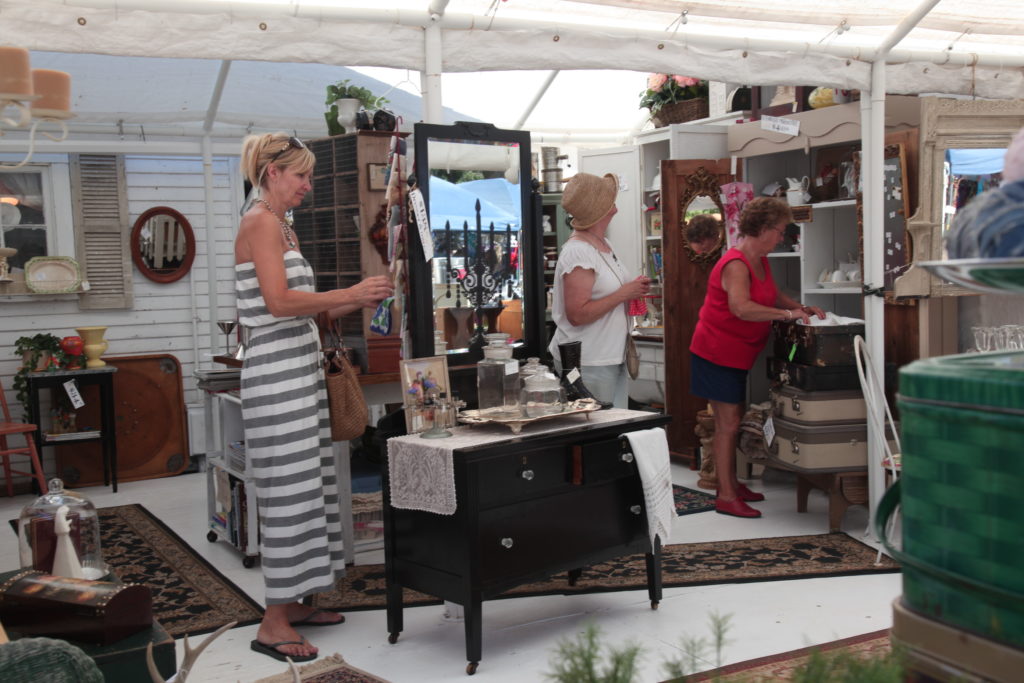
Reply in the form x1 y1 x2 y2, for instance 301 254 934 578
63 379 85 410
760 115 800 137
408 188 434 262
763 415 776 447
504 360 518 376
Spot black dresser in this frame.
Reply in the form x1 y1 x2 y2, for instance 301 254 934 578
383 409 671 675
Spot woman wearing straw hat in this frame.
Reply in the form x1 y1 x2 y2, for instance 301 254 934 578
548 172 651 408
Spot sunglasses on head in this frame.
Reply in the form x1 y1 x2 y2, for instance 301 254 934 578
269 136 305 163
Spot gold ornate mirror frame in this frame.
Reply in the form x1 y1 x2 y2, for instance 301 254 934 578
678 166 726 268
895 97 1024 298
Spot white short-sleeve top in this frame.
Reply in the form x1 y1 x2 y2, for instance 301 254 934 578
547 236 631 365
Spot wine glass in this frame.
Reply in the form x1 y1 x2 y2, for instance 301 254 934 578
216 320 237 355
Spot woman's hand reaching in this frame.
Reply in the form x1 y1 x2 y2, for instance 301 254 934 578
346 275 394 309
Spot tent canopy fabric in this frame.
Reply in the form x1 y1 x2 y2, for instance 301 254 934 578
2 0 1023 141
428 176 520 232
947 149 1006 176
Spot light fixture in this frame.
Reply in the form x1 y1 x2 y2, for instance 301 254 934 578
0 46 73 171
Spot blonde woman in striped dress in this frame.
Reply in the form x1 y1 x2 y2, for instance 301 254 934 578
236 133 393 662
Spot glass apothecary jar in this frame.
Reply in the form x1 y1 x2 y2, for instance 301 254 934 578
519 357 546 387
521 371 566 417
476 332 521 418
18 478 108 579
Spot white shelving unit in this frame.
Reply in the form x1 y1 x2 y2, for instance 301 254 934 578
204 391 260 567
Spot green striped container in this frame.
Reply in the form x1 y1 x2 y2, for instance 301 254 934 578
888 351 1024 649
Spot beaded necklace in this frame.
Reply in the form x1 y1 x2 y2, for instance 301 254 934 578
257 198 297 249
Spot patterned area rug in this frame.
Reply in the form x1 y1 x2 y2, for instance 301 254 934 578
684 629 892 681
673 484 715 515
94 504 263 637
312 532 898 612
253 653 391 683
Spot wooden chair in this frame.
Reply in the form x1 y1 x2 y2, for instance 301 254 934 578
0 378 47 496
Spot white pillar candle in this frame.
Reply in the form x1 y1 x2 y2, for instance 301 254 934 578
31 69 71 112
0 46 33 96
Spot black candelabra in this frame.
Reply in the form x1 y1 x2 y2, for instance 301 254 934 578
443 199 516 351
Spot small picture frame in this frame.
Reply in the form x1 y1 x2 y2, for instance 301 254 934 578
367 163 388 191
649 211 663 236
399 355 451 433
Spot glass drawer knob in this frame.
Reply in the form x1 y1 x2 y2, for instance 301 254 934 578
520 469 535 481
500 537 514 549
630 505 642 515
621 453 635 463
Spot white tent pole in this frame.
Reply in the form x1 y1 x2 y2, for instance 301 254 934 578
31 0 1024 69
864 0 942 533
201 60 232 368
513 71 560 130
421 13 445 124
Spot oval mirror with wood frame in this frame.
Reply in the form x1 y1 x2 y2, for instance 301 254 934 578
679 167 726 267
130 206 196 283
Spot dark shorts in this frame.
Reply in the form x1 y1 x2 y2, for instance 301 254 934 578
690 352 748 404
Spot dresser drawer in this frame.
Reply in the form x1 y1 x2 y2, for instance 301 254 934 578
579 436 638 485
474 444 573 508
478 479 645 582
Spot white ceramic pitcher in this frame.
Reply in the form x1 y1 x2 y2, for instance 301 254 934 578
785 176 810 205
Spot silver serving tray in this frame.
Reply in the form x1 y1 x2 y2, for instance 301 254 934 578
458 399 601 434
919 257 1024 295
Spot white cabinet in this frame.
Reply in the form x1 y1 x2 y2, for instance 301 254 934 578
203 391 260 567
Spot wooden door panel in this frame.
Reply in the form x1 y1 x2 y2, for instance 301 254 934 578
662 159 736 460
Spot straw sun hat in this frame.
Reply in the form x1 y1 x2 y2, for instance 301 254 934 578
562 173 618 230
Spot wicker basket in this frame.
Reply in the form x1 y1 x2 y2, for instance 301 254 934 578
651 98 710 127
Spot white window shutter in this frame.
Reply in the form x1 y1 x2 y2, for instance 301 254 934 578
71 154 133 309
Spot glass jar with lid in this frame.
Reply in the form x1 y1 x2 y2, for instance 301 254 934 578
18 478 108 579
521 371 566 417
519 357 546 388
476 333 521 418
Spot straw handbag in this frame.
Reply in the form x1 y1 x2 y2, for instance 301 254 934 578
319 315 368 441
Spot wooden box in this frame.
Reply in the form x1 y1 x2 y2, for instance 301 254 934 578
0 570 153 645
366 335 402 374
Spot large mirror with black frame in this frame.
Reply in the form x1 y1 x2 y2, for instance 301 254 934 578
408 122 542 366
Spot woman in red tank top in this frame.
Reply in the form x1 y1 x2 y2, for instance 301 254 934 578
689 198 825 518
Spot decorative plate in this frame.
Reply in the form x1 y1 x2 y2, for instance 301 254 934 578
25 256 82 293
919 258 1024 295
458 399 602 434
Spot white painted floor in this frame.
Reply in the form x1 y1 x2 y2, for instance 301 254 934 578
0 464 901 682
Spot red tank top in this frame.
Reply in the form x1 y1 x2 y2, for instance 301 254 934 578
689 248 778 370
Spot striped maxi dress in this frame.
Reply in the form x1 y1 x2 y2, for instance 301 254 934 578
235 250 345 605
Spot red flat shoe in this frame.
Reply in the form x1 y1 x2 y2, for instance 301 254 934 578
737 483 765 502
715 497 762 518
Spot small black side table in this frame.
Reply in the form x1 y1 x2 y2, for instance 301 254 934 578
26 367 118 492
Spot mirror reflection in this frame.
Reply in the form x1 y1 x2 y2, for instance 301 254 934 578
681 192 725 266
427 138 525 354
130 206 196 283
942 147 1006 256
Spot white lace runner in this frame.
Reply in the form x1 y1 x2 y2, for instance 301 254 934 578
387 409 647 515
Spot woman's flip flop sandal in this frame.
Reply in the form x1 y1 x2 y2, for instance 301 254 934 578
290 609 345 627
250 639 317 662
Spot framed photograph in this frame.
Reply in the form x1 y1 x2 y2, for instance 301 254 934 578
648 211 663 236
399 355 451 433
367 163 388 191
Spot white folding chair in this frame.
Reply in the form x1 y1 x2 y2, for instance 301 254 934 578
853 335 901 562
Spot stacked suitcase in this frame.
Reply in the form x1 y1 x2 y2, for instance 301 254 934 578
765 320 874 472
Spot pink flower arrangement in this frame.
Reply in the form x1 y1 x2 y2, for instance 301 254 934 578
640 73 709 113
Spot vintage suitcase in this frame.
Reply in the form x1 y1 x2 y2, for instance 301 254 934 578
893 350 1024 650
771 319 863 367
767 356 860 391
769 385 866 424
0 570 153 645
769 416 895 471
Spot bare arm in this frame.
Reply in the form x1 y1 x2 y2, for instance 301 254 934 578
236 211 393 317
562 266 649 327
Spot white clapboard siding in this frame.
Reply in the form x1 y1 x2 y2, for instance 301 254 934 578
0 152 241 488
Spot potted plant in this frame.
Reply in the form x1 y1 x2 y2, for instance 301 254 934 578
13 332 63 421
639 73 710 127
325 79 389 136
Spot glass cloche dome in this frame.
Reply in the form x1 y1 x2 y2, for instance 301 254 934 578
18 478 108 579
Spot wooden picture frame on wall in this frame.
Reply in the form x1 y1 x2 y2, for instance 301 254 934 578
367 163 388 191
